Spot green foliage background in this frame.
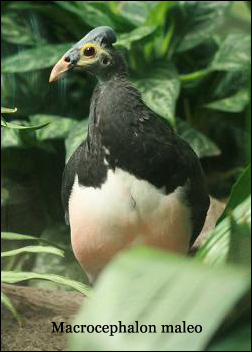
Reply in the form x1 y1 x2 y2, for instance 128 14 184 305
1 1 251 351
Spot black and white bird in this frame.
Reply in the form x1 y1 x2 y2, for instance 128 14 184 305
49 26 210 283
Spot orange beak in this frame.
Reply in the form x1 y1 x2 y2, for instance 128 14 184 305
49 55 70 82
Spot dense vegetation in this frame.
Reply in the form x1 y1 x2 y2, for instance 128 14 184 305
1 1 251 351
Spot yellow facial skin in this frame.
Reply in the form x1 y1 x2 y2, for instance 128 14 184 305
77 42 111 67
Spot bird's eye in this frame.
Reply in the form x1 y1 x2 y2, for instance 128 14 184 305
83 46 96 57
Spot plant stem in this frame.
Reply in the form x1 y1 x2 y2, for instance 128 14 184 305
179 69 209 82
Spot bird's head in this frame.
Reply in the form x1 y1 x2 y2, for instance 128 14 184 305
49 26 126 82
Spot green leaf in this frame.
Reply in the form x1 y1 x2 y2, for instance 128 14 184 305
1 187 9 206
179 69 209 83
206 90 250 113
1 245 64 258
1 271 91 297
1 116 7 127
29 114 78 140
212 71 248 101
1 232 64 250
55 1 114 28
82 1 134 32
227 216 251 268
207 323 251 351
211 34 251 72
1 125 22 148
1 292 21 325
1 109 48 130
196 196 251 265
177 1 231 52
117 1 154 26
217 164 251 224
1 15 42 46
1 43 72 73
65 120 88 162
134 63 180 126
176 118 221 158
246 65 251 163
145 1 175 26
116 25 157 50
1 107 17 114
2 121 49 130
69 247 250 351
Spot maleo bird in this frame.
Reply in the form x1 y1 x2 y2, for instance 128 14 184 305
49 26 210 283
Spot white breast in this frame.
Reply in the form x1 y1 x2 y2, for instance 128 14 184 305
69 168 192 281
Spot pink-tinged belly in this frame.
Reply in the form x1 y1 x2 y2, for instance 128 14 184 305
69 171 192 282
70 214 137 280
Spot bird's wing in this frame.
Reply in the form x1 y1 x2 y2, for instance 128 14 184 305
99 98 210 244
140 110 210 244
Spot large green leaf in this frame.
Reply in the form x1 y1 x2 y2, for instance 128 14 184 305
65 119 88 162
1 124 22 148
196 196 251 266
1 43 72 73
1 15 44 46
206 89 250 113
55 1 114 28
217 164 251 224
116 25 157 50
211 34 251 72
83 1 135 32
69 247 250 351
1 118 48 150
1 245 64 258
117 1 154 26
134 63 180 126
177 1 231 52
227 216 251 268
211 71 249 101
176 118 221 158
146 1 175 26
29 114 78 140
1 271 91 297
1 292 21 325
247 65 251 163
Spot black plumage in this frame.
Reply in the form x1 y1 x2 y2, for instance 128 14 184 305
62 72 209 245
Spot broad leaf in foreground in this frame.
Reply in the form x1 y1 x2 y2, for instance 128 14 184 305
196 196 251 266
69 247 250 351
217 164 251 224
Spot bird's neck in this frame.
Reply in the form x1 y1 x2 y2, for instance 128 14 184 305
89 73 138 124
